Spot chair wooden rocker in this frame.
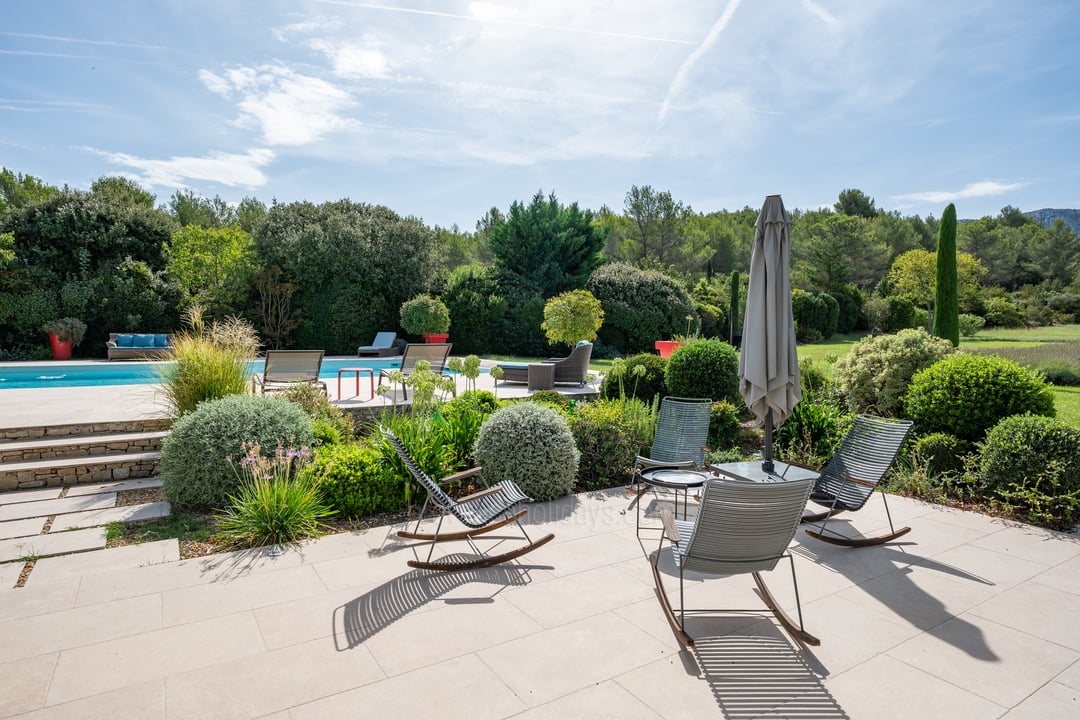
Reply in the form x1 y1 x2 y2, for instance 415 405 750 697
801 415 914 547
651 475 819 647
383 429 554 571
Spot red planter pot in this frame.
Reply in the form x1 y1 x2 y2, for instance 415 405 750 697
654 340 683 359
422 333 450 343
48 333 73 360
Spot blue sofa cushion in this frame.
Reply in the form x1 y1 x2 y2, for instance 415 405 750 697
154 334 170 348
116 333 135 347
133 333 155 347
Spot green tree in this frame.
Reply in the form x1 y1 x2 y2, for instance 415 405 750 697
0 168 58 216
834 188 877 218
166 225 257 316
933 204 960 345
889 248 987 327
488 190 604 297
622 185 691 268
255 199 439 352
167 190 237 228
541 289 604 346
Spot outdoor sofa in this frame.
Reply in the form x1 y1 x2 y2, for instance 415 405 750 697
106 333 173 360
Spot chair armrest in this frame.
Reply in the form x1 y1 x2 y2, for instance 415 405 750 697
659 510 681 543
440 466 484 486
457 486 505 503
842 474 876 488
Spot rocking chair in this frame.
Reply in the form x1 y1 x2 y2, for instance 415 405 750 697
651 475 819 647
802 415 914 547
383 429 554 571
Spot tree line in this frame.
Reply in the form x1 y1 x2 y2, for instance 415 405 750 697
1 167 1077 360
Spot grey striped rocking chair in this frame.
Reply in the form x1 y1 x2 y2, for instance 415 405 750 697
651 475 819 647
383 428 554 571
801 415 914 547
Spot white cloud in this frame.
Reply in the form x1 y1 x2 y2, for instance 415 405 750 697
199 65 354 146
90 147 275 189
893 181 1028 204
309 39 391 79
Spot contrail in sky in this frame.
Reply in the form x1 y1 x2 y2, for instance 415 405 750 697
657 0 742 125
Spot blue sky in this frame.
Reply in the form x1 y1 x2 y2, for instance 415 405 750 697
2 0 1078 229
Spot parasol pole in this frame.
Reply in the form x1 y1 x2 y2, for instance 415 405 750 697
763 408 774 473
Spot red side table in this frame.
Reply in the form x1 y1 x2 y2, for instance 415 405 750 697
337 368 375 400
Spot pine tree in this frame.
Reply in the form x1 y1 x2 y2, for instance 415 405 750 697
933 203 960 346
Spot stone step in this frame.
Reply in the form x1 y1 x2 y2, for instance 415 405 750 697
50 502 171 532
24 538 180 586
64 476 163 497
0 418 172 443
0 451 161 492
0 493 117 523
0 527 108 563
0 430 168 463
0 517 47 541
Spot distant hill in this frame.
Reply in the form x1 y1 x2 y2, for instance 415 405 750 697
1024 208 1080 234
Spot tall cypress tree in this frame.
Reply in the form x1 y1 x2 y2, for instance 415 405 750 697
933 203 960 346
729 269 741 344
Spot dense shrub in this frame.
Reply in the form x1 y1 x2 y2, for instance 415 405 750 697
834 328 955 417
978 414 1080 529
774 402 851 463
527 389 570 408
307 443 407 518
911 432 970 477
473 403 579 501
791 289 837 342
587 262 696 354
664 338 739 403
280 382 353 441
160 395 315 510
441 265 508 355
709 400 741 451
982 296 1024 327
696 301 726 340
830 287 862 334
905 354 1056 441
958 313 986 337
567 400 639 490
799 358 832 404
599 353 668 403
880 296 916 332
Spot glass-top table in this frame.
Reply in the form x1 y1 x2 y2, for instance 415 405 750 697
710 460 820 484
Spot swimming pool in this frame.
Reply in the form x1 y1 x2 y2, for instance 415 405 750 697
0 358 409 390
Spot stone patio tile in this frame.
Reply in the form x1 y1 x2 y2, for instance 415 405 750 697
311 540 441 593
73 543 307 604
64 476 163 496
614 652 727 718
791 539 916 585
524 528 641 578
46 611 266 706
0 527 107 563
1055 657 1080 690
0 517 46 540
512 680 663 719
794 594 920 676
0 560 21 589
503 564 652 628
968 581 1080 650
49 501 171 531
828 654 1005 719
0 577 78 622
362 594 543 676
918 503 1018 533
888 514 995 557
0 493 115 522
888 614 1080 707
164 636 384 720
971 525 1080 566
1001 674 1080 719
932 542 1049 591
162 564 328 627
0 487 63 505
19 681 164 720
287 654 525 720
28 538 178 586
836 561 998 631
478 612 672 708
254 584 380 650
0 652 56 718
1033 554 1080 595
0 594 161 663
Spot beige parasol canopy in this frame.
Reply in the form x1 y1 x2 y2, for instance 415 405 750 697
738 194 801 470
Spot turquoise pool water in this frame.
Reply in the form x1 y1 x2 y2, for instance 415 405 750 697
0 358 408 390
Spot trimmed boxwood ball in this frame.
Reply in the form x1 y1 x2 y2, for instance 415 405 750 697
664 338 739 403
979 414 1080 528
905 354 1055 442
473 402 580 502
161 394 315 511
911 432 970 478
